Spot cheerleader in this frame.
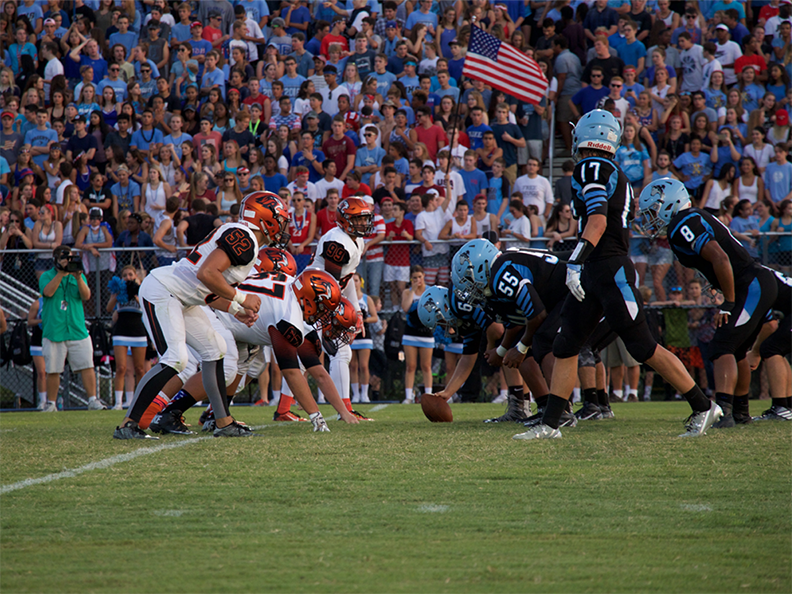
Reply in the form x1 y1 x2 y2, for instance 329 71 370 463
401 266 435 404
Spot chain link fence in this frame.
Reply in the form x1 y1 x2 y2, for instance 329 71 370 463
1 234 789 409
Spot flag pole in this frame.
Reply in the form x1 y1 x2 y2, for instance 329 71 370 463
444 22 476 185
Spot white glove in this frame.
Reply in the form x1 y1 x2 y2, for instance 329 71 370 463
310 412 330 432
566 264 585 302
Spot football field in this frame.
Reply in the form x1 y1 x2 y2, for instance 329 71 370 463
1 402 790 593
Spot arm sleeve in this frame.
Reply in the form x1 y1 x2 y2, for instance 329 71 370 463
269 323 302 370
215 227 257 266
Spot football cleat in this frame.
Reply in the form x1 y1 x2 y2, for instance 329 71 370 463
523 409 545 428
88 399 107 410
513 424 562 441
558 411 578 428
113 421 159 440
484 394 529 423
273 411 309 422
41 401 57 413
149 410 195 435
574 402 603 421
679 402 723 437
213 420 255 437
600 405 615 419
752 405 792 421
712 414 736 429
351 409 374 421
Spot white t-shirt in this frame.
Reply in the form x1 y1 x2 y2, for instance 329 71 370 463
315 177 345 199
434 169 464 214
415 208 452 256
714 40 742 86
743 143 775 171
55 180 73 205
508 215 532 249
702 58 722 91
513 174 554 215
44 57 64 100
436 144 468 172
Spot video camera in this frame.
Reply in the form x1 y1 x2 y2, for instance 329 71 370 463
56 254 84 273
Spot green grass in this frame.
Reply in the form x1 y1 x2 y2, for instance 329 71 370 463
1 402 790 593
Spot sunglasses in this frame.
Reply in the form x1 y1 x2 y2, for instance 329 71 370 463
364 132 375 137
224 178 234 182
110 67 120 71
611 83 622 87
141 68 151 72
591 74 603 78
9 218 19 222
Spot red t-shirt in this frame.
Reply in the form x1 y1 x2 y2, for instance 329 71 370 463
322 135 357 176
202 26 223 46
734 54 767 75
289 209 314 254
321 33 349 58
759 5 779 23
384 218 414 266
341 182 371 200
316 207 339 236
413 124 448 161
243 93 269 109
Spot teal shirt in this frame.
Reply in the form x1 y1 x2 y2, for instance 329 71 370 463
39 268 89 342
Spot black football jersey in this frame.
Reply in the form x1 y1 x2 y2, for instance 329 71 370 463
667 208 755 290
487 249 567 326
571 156 634 260
449 290 495 355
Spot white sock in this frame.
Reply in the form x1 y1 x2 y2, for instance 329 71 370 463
499 388 507 399
38 392 47 407
272 390 281 405
404 388 413 401
115 391 123 406
88 396 98 403
572 387 581 403
629 388 638 399
125 391 134 406
625 384 631 396
612 389 623 401
360 384 369 402
644 385 652 399
317 390 326 403
424 386 432 394
351 383 360 402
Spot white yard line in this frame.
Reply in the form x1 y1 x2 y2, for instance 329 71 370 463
368 404 390 412
1 437 212 495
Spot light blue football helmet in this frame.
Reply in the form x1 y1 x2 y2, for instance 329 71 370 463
572 109 622 158
638 177 692 237
417 286 457 336
450 238 501 305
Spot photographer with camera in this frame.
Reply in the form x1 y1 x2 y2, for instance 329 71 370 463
38 245 105 412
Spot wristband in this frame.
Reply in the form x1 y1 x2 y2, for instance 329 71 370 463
228 301 244 316
516 341 530 355
719 301 735 314
232 289 246 304
496 345 507 357
568 238 596 266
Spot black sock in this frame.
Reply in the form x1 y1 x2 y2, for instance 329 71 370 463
162 389 197 415
534 394 549 409
714 392 734 414
508 385 525 400
128 363 178 422
772 397 787 408
597 389 609 408
786 397 792 409
583 387 598 404
683 385 712 413
733 394 749 417
542 394 569 429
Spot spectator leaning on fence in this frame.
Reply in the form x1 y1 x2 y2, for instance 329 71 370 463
39 245 104 412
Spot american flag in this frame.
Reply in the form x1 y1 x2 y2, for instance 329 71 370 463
462 25 548 106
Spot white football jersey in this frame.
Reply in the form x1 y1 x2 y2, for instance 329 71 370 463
310 227 364 290
215 272 305 348
150 222 259 306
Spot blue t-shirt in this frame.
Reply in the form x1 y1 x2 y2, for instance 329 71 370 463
741 83 765 114
466 124 492 151
614 145 649 184
290 149 326 184
729 215 760 258
459 168 489 207
401 75 420 102
618 40 647 69
405 10 438 41
108 31 137 58
355 146 386 185
111 180 141 212
201 68 226 99
621 82 645 108
487 176 508 218
6 42 38 76
188 39 213 78
371 71 397 98
236 0 269 23
163 132 193 159
765 161 792 203
130 127 164 153
24 127 58 167
673 151 712 190
490 122 524 167
279 74 306 99
712 145 739 178
704 88 726 111
80 55 108 82
170 23 192 44
571 86 609 114
280 5 311 36
96 78 128 102
264 172 288 194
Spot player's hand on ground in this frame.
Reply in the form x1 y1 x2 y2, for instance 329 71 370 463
339 410 360 424
483 348 503 367
234 310 258 326
566 264 585 302
242 293 261 313
502 347 526 369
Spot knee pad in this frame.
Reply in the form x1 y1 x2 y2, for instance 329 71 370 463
621 328 657 364
177 345 200 383
577 346 597 368
553 332 584 360
162 343 189 374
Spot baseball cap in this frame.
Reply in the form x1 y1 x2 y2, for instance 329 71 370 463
208 9 222 17
313 54 326 63
345 111 360 130
332 14 346 22
777 109 789 126
623 66 636 73
1 111 14 119
182 104 196 112
237 166 250 175
190 21 202 28
715 24 729 31
449 38 460 46
18 168 34 178
781 0 792 5
306 111 319 119
73 114 86 123
89 207 103 218
386 20 397 29
380 196 394 204
44 18 56 26
271 17 286 28
381 100 397 109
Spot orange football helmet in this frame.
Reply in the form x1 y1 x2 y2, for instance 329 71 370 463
254 247 298 277
292 269 342 327
337 197 374 237
323 297 358 349
240 191 290 247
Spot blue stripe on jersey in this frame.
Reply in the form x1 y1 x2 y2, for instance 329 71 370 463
614 265 639 321
671 212 714 255
515 283 535 318
472 308 489 327
743 277 761 321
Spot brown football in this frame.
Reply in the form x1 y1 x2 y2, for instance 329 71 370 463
420 394 453 423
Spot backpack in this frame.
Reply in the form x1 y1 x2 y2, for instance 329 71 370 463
383 311 406 361
0 324 12 367
9 321 31 367
89 321 111 367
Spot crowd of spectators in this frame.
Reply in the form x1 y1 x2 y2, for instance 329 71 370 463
0 0 790 405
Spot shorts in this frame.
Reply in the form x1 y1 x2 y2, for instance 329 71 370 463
525 140 543 164
422 253 449 269
649 245 674 266
602 337 639 368
43 336 94 374
517 145 529 166
351 338 373 350
556 96 575 127
384 264 409 283
112 335 148 348
631 254 648 265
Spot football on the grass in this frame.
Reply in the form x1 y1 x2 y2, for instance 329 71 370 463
420 394 453 423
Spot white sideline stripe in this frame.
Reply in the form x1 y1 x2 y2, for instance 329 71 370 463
368 404 389 412
0 437 212 495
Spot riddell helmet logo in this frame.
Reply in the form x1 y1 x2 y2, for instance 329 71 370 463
581 141 615 152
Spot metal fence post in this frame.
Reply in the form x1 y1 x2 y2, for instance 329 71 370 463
94 253 101 319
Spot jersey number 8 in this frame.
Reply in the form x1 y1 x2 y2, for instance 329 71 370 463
679 225 696 243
